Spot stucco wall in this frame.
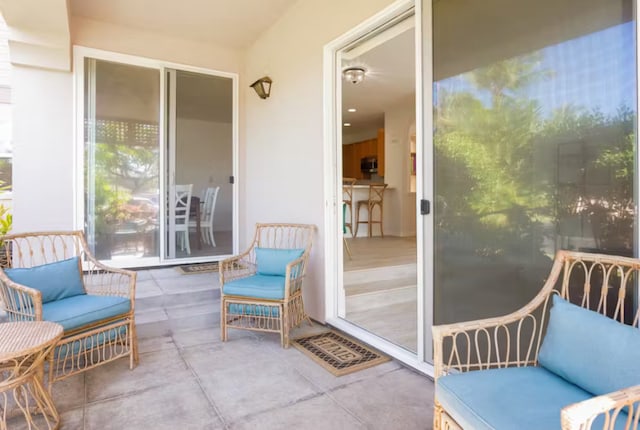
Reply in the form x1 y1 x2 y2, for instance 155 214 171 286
243 0 396 321
12 65 75 233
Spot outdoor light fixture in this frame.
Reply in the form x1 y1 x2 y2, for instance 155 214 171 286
343 67 366 84
250 76 272 99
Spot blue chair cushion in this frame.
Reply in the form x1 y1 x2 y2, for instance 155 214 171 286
5 256 85 304
42 294 131 331
538 295 640 396
222 275 286 300
255 247 304 276
437 366 629 430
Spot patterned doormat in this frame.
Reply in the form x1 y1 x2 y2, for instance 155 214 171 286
175 262 219 275
292 330 390 376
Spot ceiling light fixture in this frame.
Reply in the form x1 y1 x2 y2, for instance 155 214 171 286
344 123 351 127
342 67 366 84
347 108 357 112
250 76 272 99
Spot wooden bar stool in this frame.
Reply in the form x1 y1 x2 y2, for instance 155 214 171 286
355 183 388 237
342 178 357 237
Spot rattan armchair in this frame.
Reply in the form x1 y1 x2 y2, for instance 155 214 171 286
219 223 316 347
433 250 640 430
0 231 138 386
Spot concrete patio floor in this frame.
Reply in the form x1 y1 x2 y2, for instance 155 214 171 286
11 266 435 429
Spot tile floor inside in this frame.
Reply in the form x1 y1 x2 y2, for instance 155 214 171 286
7 266 435 430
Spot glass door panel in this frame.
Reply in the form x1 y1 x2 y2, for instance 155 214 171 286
432 0 637 327
339 11 419 353
165 69 234 260
84 59 160 262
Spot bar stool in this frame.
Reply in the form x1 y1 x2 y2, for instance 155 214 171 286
342 178 357 237
355 183 388 237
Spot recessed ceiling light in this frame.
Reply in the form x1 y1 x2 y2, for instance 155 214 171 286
347 108 357 113
343 123 351 127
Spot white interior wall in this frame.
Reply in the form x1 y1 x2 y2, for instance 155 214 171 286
243 0 395 321
383 95 416 237
176 117 233 232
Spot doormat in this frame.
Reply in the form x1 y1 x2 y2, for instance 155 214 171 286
292 330 390 376
175 262 219 275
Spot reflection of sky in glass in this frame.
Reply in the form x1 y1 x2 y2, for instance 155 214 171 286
436 22 636 118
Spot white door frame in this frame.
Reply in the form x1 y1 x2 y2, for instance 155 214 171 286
322 0 434 375
73 46 240 268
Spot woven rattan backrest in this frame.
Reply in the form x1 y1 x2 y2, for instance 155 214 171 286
342 178 356 204
253 223 315 253
558 251 640 327
368 183 387 203
0 231 87 269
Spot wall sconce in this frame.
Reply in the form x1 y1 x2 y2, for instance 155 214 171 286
250 76 272 99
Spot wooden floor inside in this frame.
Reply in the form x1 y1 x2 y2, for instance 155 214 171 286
343 235 418 351
344 236 416 271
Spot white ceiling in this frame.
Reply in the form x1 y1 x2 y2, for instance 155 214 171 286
69 0 297 49
341 26 415 138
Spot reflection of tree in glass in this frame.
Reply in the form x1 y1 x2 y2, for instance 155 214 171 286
544 107 635 254
89 119 159 238
435 53 551 257
436 51 635 258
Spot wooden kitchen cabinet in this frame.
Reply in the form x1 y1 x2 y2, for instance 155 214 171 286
342 129 385 179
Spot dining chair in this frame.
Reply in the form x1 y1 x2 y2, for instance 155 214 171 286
342 177 357 237
174 184 193 255
355 183 388 237
201 186 220 246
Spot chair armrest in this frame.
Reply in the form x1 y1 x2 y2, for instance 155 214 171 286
0 272 43 321
433 294 552 378
219 250 256 286
284 255 307 297
81 254 137 302
561 386 640 430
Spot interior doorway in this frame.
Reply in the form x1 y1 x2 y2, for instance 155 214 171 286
324 0 426 371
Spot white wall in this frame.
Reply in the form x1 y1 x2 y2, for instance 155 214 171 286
243 0 396 321
72 17 242 74
12 66 75 232
176 117 233 232
383 95 416 237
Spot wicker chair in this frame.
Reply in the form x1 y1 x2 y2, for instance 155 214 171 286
0 231 138 386
219 223 316 347
433 250 640 430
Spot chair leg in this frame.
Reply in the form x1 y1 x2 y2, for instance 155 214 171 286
343 237 352 259
354 203 361 237
209 229 216 247
220 299 227 342
368 204 373 237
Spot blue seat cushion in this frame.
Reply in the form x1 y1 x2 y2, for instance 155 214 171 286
255 247 304 276
5 256 85 304
437 366 629 430
539 295 640 396
42 294 131 331
222 275 286 300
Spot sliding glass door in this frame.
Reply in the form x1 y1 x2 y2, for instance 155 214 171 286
80 50 237 267
430 0 637 329
84 58 161 263
165 69 234 261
